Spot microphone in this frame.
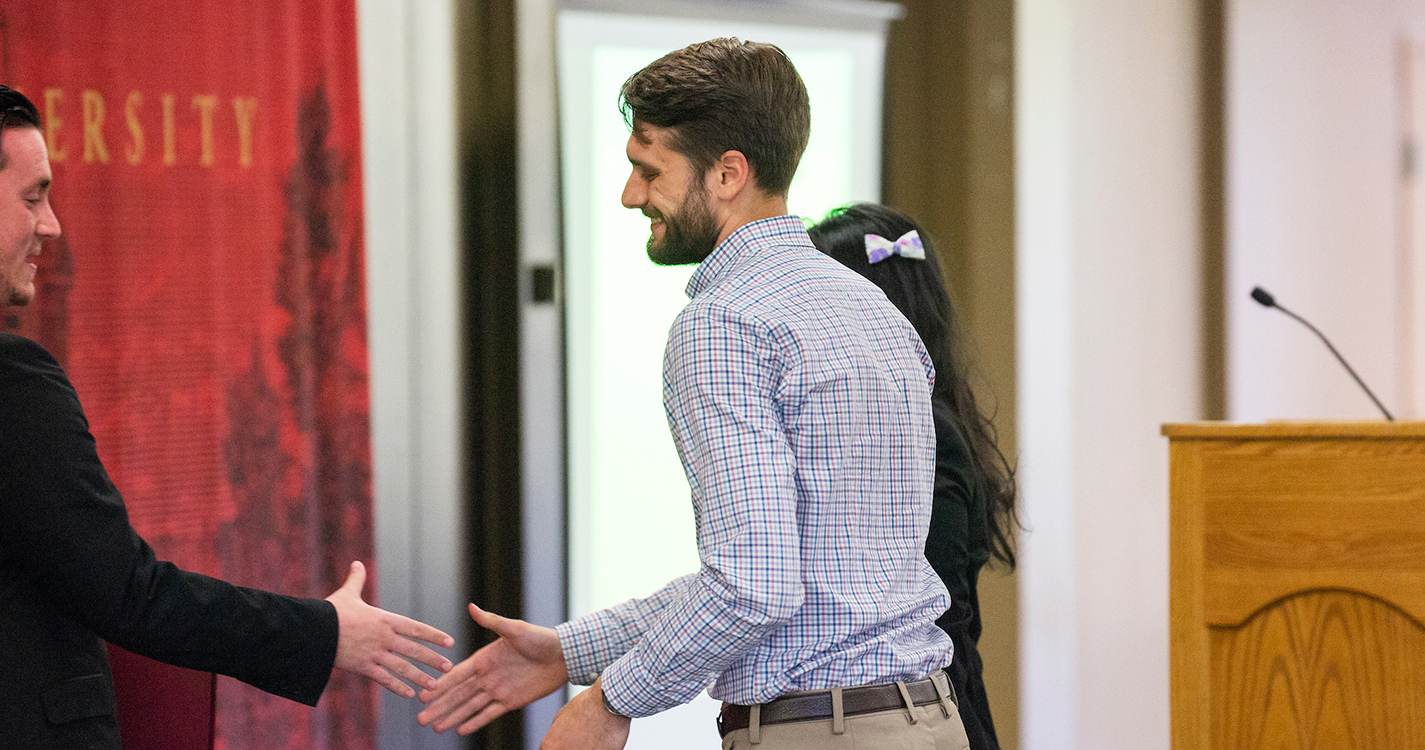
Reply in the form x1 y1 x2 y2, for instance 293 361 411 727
1250 286 1394 421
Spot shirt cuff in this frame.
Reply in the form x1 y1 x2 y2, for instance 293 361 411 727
596 641 712 719
555 610 620 686
598 651 648 717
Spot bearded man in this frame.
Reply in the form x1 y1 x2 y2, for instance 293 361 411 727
419 39 969 750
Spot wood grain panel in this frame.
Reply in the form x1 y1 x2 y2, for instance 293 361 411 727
1169 424 1425 750
1205 571 1425 628
1189 436 1425 624
1200 441 1425 506
1208 516 1425 569
1210 590 1425 749
1171 439 1211 750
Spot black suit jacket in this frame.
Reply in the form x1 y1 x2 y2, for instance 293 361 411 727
0 332 339 749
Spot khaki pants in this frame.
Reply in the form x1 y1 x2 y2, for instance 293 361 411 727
720 672 971 750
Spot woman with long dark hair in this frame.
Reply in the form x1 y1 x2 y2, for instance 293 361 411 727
809 203 1018 750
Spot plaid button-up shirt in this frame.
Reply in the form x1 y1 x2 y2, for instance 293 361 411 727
556 215 953 717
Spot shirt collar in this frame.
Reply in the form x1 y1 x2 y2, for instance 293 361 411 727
685 215 810 299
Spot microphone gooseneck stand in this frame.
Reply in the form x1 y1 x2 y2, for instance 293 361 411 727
1250 286 1395 422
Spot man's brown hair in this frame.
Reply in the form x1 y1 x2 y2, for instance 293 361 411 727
619 38 811 196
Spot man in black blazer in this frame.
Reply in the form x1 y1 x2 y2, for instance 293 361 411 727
0 86 455 748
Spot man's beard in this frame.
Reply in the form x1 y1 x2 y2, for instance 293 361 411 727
2 281 26 308
645 180 720 266
3 261 34 307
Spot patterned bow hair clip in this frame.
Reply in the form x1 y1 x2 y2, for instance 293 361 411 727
864 230 926 264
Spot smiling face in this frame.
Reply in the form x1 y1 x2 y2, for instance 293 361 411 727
0 127 60 307
620 123 721 266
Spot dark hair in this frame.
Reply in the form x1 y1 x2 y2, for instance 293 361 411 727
619 38 810 196
0 85 40 132
809 203 1019 568
0 86 41 170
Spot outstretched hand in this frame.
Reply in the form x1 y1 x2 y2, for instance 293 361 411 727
325 561 455 698
417 603 569 734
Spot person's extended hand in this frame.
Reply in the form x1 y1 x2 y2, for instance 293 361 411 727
325 561 455 698
417 603 569 734
539 677 631 750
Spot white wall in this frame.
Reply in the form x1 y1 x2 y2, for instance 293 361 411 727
357 1 467 748
1016 0 1202 748
1228 0 1425 420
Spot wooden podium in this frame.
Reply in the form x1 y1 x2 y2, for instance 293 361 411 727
1164 422 1425 749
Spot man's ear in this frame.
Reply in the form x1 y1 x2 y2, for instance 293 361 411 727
707 150 751 201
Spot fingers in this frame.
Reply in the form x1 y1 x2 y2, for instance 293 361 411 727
388 634 454 674
439 650 484 684
421 689 502 734
416 679 488 730
376 651 441 691
419 653 481 702
439 691 495 732
457 701 510 735
393 614 456 650
366 662 419 699
355 642 445 697
419 662 485 716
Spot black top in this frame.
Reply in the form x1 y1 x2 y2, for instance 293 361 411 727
925 395 1000 750
0 332 339 749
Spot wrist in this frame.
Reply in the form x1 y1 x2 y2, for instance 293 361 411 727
599 684 629 719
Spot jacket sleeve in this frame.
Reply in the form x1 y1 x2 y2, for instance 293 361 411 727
924 397 976 603
0 335 337 706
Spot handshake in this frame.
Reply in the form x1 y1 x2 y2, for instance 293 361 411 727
334 572 613 748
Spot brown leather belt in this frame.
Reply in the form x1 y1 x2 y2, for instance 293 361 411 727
717 672 951 738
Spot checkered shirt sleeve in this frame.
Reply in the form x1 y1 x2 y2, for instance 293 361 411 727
556 574 693 685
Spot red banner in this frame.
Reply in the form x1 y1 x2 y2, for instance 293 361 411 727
2 3 375 748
